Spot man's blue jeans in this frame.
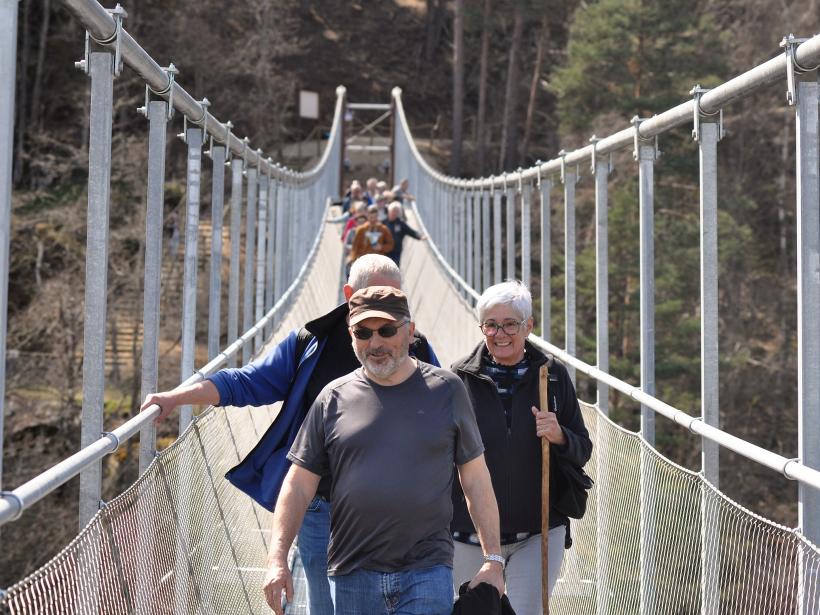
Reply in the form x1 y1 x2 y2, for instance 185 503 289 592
297 497 334 615
328 565 453 615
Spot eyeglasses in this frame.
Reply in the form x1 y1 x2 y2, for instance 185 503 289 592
352 321 408 340
480 320 524 336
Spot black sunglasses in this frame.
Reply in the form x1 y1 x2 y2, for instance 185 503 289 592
352 321 408 340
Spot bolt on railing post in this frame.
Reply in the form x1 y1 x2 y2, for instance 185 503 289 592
0 0 19 509
506 181 515 280
79 50 114 529
139 99 168 475
539 178 552 342
179 126 203 431
242 165 258 364
695 106 722 615
227 158 243 368
521 180 531 290
207 144 226 361
562 161 577 383
795 69 820 615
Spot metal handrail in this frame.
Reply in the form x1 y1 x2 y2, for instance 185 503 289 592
392 31 820 188
393 76 820 494
62 0 344 182
0 198 332 526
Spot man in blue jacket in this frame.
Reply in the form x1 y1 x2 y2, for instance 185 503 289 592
141 254 439 615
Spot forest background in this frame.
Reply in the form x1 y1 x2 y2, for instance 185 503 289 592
3 0 820 586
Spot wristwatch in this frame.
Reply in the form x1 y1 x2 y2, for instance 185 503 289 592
483 553 506 569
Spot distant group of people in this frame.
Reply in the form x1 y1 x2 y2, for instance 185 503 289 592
142 247 591 615
338 177 426 272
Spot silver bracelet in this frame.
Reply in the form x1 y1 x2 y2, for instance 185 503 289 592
483 553 506 569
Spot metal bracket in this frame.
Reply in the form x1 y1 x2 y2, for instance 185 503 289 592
0 490 24 522
177 115 189 143
516 168 524 194
101 431 121 452
782 457 801 481
191 97 211 127
690 85 724 142
502 173 508 194
590 136 614 175
631 116 660 161
75 4 128 76
223 121 234 164
535 160 542 187
780 34 817 106
138 63 178 119
242 137 250 173
558 150 579 184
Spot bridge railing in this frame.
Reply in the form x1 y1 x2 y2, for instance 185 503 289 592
392 32 820 614
0 0 344 531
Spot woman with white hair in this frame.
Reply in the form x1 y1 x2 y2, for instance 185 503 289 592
450 280 592 613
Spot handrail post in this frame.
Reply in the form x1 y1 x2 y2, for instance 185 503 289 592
794 67 820 615
481 186 491 290
506 178 515 280
694 87 722 615
472 187 481 291
179 126 203 431
274 174 286 314
466 187 474 289
539 177 552 342
592 137 611 615
561 154 577 383
255 171 269 353
265 175 277 339
79 50 115 529
521 178 531 290
634 117 658 615
139 99 168 474
207 143 226 361
493 184 502 284
242 165 258 364
227 158 243 368
0 0 19 510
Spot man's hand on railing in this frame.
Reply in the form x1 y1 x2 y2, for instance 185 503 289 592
139 381 220 423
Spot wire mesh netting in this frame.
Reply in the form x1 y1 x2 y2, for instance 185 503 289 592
2 219 819 613
552 402 820 615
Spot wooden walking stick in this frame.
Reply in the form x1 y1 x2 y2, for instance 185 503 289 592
539 365 550 614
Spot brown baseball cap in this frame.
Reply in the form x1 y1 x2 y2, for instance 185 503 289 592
348 286 411 327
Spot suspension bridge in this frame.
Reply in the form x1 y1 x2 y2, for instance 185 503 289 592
1 1 820 613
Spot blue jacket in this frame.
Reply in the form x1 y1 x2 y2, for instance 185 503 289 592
208 303 439 510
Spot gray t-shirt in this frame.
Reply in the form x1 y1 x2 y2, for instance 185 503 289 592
287 361 484 576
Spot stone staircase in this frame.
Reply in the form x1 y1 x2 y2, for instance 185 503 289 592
103 218 217 381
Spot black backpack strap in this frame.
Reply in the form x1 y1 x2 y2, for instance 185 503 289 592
410 332 433 363
294 327 315 365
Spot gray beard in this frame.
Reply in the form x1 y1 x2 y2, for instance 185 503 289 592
354 342 410 379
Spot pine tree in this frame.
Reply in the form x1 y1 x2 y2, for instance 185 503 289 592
553 0 726 133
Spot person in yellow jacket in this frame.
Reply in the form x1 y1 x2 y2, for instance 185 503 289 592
349 204 395 265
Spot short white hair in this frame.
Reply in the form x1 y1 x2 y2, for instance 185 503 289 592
348 254 402 291
388 201 402 214
476 280 532 322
